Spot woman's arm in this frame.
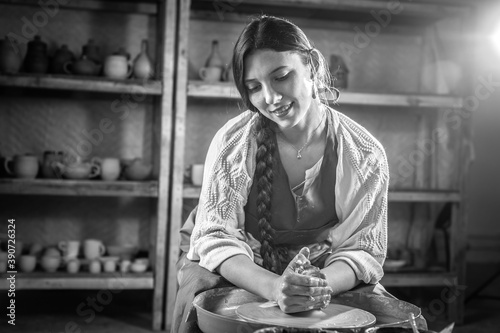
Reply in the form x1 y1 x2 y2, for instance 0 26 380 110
217 249 333 313
321 260 360 295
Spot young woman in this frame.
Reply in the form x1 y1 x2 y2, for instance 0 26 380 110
173 15 391 332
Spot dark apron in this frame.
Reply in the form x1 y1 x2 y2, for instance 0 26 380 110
244 112 338 267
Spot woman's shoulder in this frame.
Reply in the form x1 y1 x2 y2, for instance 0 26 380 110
212 110 258 144
328 106 388 171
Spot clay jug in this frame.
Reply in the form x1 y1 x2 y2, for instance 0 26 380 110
133 39 153 79
50 44 74 74
42 150 64 178
4 154 39 179
123 158 152 181
82 39 101 65
0 37 22 74
104 55 132 80
205 40 223 68
24 35 49 74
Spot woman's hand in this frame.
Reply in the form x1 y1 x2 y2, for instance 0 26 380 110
271 247 332 313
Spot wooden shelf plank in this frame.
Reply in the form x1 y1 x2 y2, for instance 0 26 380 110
389 190 461 202
191 0 469 23
0 74 162 95
0 0 158 14
0 179 158 197
183 185 461 202
0 272 153 289
381 272 457 287
187 81 463 108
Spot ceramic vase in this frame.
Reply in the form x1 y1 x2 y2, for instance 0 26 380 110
205 40 223 68
50 44 74 74
133 39 153 79
0 37 22 74
24 35 49 74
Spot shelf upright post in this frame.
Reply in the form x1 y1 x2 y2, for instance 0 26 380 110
165 0 192 330
153 0 179 330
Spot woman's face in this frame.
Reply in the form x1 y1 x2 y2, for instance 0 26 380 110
244 49 315 129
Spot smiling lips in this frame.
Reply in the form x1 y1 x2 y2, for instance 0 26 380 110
270 102 293 116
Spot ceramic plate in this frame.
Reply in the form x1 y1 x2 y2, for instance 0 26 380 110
383 260 407 271
236 301 376 329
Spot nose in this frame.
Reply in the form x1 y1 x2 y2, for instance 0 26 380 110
263 84 282 105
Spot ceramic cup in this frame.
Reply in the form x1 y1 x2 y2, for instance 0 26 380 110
191 164 204 186
14 240 23 260
94 157 121 181
20 255 37 272
103 55 132 80
83 239 105 260
120 259 131 273
66 259 80 274
4 154 39 179
199 66 222 83
0 254 7 273
103 259 117 273
89 259 101 274
58 240 80 259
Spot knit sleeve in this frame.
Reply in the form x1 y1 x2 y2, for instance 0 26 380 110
186 114 256 272
324 113 389 284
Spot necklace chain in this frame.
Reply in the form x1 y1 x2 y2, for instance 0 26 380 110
278 113 325 159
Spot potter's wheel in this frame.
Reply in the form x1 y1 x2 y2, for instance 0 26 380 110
236 301 376 329
193 287 424 333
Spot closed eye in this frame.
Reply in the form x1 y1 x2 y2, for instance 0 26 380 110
276 73 289 81
246 85 261 93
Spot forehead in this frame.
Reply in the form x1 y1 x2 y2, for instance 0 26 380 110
244 49 305 79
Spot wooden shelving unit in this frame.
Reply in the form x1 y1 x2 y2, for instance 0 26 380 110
0 179 158 197
168 0 474 328
188 80 464 108
0 272 153 289
381 272 457 287
0 73 162 95
0 0 178 330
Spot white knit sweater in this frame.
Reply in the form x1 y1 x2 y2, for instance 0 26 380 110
186 106 389 284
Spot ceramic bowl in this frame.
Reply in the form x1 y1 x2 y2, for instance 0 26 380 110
20 255 37 272
364 328 437 333
130 259 148 273
40 255 61 272
253 328 329 333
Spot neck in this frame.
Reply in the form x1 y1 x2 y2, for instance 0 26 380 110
279 102 325 147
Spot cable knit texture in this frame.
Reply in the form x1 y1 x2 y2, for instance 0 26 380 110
187 106 389 284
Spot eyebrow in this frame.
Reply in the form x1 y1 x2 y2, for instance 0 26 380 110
244 66 288 83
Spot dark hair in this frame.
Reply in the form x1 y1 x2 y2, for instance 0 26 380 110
232 15 332 274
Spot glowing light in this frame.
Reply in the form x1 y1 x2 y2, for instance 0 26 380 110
491 22 500 54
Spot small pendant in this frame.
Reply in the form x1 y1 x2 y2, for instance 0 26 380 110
297 152 302 159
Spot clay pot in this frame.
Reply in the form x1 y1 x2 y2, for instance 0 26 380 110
82 39 101 65
0 37 22 74
42 150 64 178
104 55 132 80
4 154 39 179
40 255 61 272
24 35 49 74
64 55 101 76
50 44 74 74
133 39 153 79
52 160 101 179
123 158 152 181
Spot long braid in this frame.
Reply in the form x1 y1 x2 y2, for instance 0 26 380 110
255 114 282 274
